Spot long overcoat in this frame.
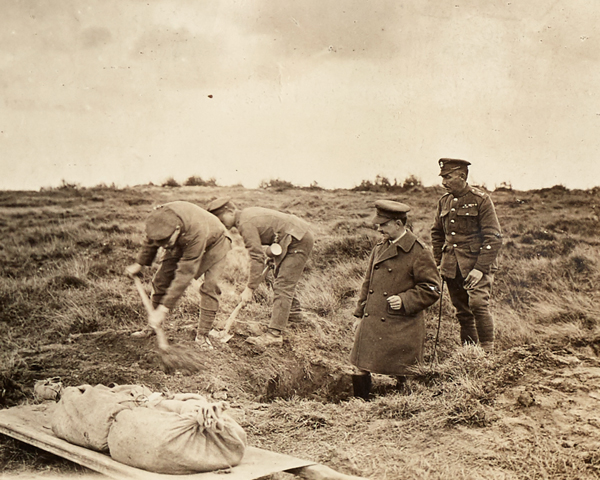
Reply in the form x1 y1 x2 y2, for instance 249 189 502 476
350 231 441 375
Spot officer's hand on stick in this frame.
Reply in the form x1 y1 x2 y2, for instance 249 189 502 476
464 269 483 290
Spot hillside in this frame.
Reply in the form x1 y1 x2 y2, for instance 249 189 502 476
1 183 600 479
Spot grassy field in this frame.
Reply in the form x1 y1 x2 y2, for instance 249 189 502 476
1 182 600 479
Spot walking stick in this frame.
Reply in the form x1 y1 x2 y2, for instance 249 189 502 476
432 281 445 364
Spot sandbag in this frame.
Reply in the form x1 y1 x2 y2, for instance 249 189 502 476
108 397 247 474
51 384 152 452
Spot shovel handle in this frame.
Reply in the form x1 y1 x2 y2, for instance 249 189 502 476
222 302 244 336
133 277 154 315
133 277 170 350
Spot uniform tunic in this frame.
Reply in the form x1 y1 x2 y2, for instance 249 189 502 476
430 185 502 278
137 201 230 310
351 231 441 375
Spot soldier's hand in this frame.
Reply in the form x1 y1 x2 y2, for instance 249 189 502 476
125 263 143 277
464 269 484 290
149 305 169 329
240 287 254 304
387 295 403 310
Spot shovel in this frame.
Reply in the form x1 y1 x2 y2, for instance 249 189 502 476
209 263 273 343
132 276 204 374
215 301 245 343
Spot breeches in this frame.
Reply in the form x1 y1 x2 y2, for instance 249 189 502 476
444 266 494 345
270 231 314 331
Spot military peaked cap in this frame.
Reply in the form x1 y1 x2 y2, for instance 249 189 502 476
438 158 471 176
145 206 181 241
206 197 232 214
372 200 411 224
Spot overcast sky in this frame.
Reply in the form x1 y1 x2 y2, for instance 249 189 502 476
2 0 599 191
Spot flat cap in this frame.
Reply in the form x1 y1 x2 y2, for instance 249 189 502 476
438 158 471 176
145 206 181 241
206 196 232 214
372 200 411 224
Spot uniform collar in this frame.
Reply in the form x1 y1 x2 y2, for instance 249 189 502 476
375 230 417 263
452 183 471 199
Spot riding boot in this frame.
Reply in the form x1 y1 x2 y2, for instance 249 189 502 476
351 373 372 401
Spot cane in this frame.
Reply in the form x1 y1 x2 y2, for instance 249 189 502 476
432 281 445 364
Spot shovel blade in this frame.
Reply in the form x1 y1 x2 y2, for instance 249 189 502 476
220 333 234 343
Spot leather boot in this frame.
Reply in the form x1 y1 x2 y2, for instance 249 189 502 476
351 373 371 401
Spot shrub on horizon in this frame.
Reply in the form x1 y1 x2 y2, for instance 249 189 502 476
161 177 180 187
259 178 295 191
352 174 423 193
184 176 217 187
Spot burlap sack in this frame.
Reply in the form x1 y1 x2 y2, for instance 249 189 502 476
107 397 247 474
51 384 152 452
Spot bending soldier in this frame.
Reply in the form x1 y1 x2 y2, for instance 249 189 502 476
207 197 314 348
431 158 502 353
126 201 231 349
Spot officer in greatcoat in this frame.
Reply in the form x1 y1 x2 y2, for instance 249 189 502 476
126 201 232 349
431 158 502 353
351 200 441 400
207 197 314 348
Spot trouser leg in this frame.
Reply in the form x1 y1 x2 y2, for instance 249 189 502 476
445 272 478 345
269 233 313 332
468 273 495 351
197 256 228 335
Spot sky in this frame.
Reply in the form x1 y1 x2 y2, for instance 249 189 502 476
1 0 599 191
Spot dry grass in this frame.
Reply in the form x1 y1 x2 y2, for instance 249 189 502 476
1 184 600 478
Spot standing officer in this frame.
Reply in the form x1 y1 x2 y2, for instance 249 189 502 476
207 197 314 348
431 158 502 353
351 200 441 400
126 201 231 349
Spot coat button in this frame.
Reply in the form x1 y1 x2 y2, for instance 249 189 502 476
364 313 369 317
381 318 386 322
451 232 456 235
369 289 374 294
450 219 455 223
374 265 379 269
451 208 455 212
383 292 388 296
453 198 458 202
453 243 457 247
388 268 392 272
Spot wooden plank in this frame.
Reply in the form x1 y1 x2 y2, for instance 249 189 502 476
0 404 316 480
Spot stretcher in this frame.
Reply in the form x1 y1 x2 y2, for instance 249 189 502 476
0 403 367 480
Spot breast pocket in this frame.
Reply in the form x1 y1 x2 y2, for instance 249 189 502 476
456 207 479 233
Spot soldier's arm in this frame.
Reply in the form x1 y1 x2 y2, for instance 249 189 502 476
353 249 375 318
430 201 445 265
473 196 502 274
400 246 441 315
237 221 266 290
136 240 160 267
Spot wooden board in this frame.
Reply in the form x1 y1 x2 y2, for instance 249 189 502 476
0 403 314 480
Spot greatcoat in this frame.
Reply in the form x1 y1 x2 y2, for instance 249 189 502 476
351 230 441 375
